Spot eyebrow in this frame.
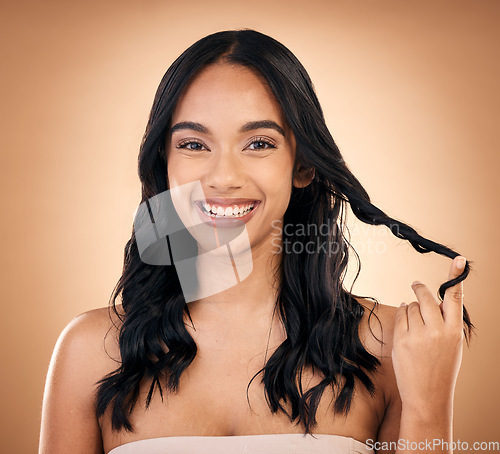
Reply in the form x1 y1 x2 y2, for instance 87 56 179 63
169 120 286 138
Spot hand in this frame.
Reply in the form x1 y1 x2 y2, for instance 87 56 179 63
392 256 466 417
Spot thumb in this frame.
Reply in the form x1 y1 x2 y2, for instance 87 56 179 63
443 255 466 325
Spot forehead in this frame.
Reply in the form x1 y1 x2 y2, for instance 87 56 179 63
171 63 288 130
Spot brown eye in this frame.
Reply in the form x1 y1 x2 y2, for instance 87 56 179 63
248 139 276 150
176 141 207 151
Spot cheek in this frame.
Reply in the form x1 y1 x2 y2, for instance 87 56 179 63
167 156 201 188
257 163 294 212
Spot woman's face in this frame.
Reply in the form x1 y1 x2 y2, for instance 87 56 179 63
165 62 306 251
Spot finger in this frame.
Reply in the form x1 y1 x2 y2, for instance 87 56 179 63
411 281 444 326
443 256 466 326
407 301 424 330
394 302 408 337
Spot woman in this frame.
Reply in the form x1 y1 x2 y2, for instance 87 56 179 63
39 29 475 454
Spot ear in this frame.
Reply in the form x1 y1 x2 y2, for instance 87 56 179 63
293 162 316 188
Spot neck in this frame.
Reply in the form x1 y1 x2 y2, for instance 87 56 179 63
186 231 283 325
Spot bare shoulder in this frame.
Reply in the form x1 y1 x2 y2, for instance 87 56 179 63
51 305 123 376
62 305 123 351
39 305 124 453
355 297 399 359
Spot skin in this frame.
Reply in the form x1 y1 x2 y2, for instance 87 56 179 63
38 63 466 454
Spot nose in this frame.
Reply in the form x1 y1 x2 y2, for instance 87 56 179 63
204 149 245 191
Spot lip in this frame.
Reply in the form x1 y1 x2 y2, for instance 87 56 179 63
194 197 261 207
193 199 261 227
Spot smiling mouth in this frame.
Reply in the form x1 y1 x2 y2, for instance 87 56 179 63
194 200 260 218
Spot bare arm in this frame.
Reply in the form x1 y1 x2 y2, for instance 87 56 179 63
362 302 401 454
39 309 116 454
376 256 466 454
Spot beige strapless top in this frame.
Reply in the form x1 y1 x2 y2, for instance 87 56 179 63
107 433 375 454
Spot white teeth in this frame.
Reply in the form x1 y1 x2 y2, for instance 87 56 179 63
200 202 256 218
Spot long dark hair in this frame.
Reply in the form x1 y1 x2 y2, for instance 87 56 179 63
95 28 475 434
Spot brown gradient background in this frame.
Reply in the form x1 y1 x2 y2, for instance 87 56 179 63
1 0 499 452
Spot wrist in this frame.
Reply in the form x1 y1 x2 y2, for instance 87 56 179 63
401 399 453 425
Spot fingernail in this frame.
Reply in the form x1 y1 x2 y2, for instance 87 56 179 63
456 257 466 270
411 280 422 287
400 302 406 307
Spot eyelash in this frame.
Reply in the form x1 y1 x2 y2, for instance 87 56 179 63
176 137 277 152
